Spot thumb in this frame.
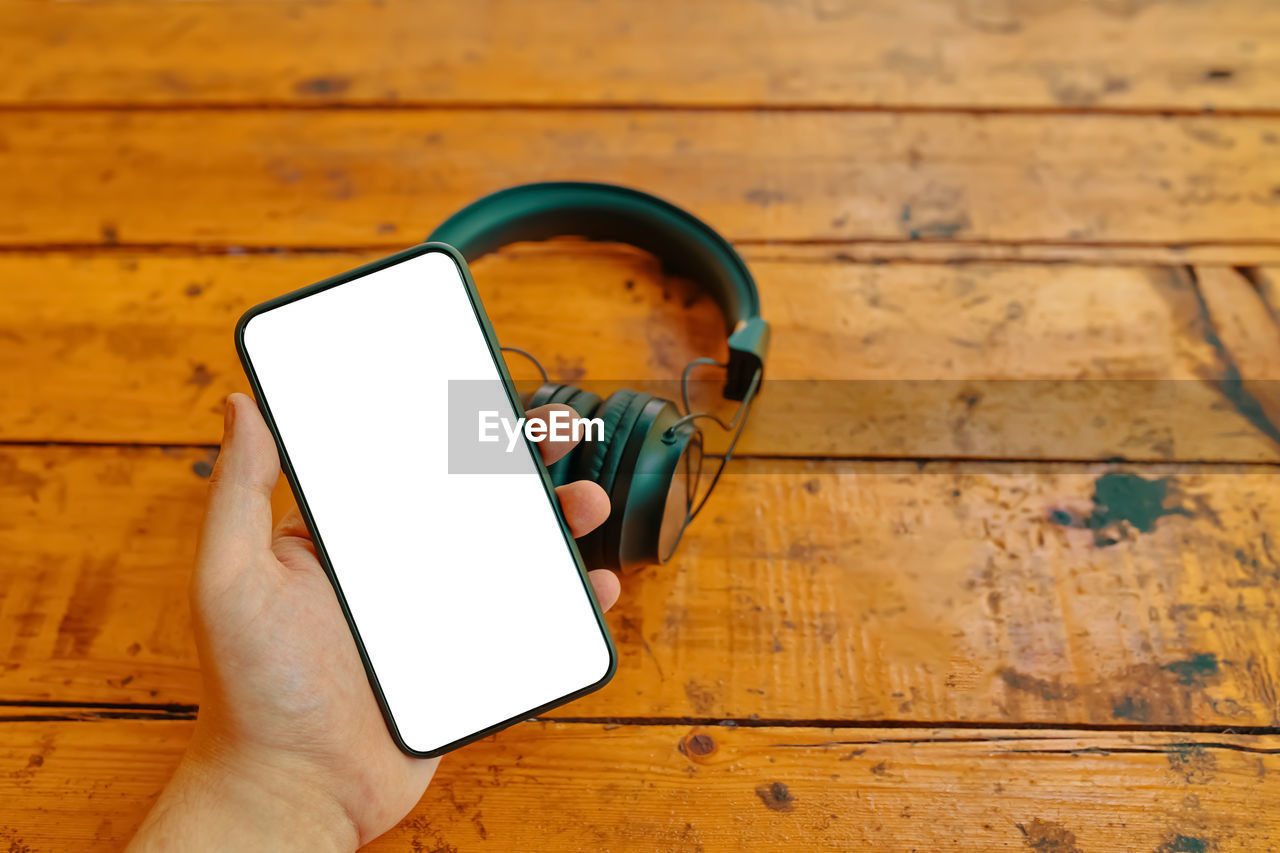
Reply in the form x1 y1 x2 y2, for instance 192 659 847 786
197 393 281 576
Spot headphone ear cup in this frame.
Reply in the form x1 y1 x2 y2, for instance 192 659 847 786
527 382 571 410
531 388 693 572
574 390 654 569
592 394 696 572
559 386 603 418
527 384 604 487
573 389 639 486
527 383 604 418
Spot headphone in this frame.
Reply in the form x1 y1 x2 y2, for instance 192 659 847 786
429 182 769 571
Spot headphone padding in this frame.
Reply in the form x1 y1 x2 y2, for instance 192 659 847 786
575 390 651 570
594 392 652 501
577 389 639 485
527 383 567 410
526 384 605 488
560 386 603 418
546 384 581 406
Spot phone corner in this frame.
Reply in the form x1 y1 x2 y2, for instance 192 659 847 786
233 301 268 359
393 734 450 761
593 631 620 693
419 240 467 265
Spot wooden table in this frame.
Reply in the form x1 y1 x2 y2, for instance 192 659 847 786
3 2 1280 849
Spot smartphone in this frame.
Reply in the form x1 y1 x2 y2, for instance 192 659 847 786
235 243 616 758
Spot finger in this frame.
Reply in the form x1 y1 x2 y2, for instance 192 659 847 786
272 506 318 554
555 480 610 537
271 506 319 568
197 394 281 575
588 569 621 612
525 403 588 466
272 506 310 542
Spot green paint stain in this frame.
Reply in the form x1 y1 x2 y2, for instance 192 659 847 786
1216 363 1280 445
1159 835 1209 853
908 221 966 240
1162 653 1220 687
1091 473 1192 533
897 202 968 241
1112 695 1150 721
1050 472 1193 546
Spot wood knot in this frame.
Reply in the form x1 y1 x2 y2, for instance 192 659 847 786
686 733 715 756
679 731 718 762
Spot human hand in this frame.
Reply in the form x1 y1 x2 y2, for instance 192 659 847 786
128 393 619 851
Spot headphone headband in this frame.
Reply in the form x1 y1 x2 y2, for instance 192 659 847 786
428 182 769 401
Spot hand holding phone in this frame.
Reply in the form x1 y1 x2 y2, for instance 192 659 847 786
129 375 619 850
234 246 618 758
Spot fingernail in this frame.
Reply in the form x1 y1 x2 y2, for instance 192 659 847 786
224 396 236 433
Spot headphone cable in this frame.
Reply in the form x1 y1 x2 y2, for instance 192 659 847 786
500 346 551 385
671 362 762 523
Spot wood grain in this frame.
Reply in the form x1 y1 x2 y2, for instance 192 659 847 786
4 716 1279 851
4 0 1278 111
1 111 1278 251
3 250 1277 459
5 446 1280 727
751 241 1280 266
3 0 1278 847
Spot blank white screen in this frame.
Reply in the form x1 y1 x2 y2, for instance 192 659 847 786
240 249 613 755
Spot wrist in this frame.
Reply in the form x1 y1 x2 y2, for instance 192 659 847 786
129 724 360 852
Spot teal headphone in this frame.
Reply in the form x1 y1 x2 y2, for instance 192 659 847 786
430 182 769 571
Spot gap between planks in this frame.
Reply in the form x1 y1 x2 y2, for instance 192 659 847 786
0 102 1278 118
5 703 1280 739
0 441 1277 469
2 241 1280 267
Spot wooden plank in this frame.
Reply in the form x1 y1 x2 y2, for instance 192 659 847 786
4 446 1280 727
4 0 1279 111
752 241 1280 266
3 250 1277 458
1 111 1278 250
0 447 205 705
4 717 1279 851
